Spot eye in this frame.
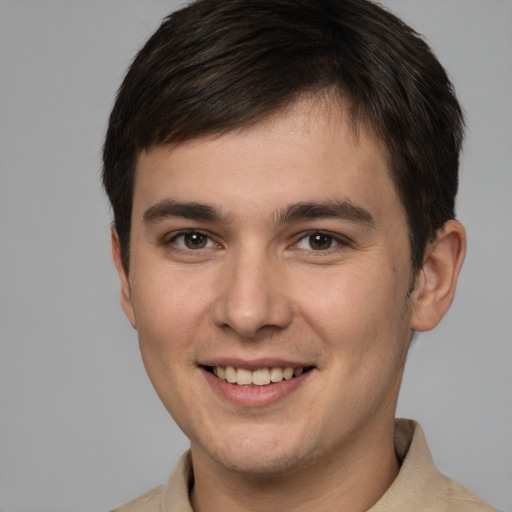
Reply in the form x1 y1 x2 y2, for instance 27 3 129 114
170 231 216 250
295 232 341 251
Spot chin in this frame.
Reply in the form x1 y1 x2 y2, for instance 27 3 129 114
213 447 307 477
193 425 317 477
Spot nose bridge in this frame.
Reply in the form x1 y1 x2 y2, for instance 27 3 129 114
213 242 292 337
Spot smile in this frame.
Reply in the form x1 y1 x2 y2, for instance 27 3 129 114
205 366 311 386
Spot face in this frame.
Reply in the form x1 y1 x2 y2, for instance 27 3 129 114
115 99 417 477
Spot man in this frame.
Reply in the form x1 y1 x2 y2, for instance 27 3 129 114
102 0 498 510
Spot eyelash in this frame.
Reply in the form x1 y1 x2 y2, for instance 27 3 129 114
292 231 350 252
165 229 218 251
164 229 349 253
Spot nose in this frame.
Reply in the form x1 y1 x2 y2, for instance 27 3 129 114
212 250 293 339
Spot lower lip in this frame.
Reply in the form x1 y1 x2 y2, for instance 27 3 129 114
202 368 313 407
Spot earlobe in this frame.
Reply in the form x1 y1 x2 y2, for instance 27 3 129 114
410 220 466 332
111 228 137 329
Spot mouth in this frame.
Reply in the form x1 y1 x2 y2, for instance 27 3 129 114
203 365 314 386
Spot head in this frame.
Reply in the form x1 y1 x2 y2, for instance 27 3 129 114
102 0 464 275
102 0 466 488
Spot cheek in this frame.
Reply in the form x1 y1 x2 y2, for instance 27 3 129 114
295 261 411 354
129 273 208 417
130 268 212 362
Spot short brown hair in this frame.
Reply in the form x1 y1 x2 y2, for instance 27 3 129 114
103 0 464 272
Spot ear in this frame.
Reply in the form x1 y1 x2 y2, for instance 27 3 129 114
111 228 137 328
410 220 466 332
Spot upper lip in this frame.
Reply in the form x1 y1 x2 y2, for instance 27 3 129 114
199 357 314 371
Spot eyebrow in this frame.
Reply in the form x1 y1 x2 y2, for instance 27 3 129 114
143 200 224 225
274 200 374 227
142 198 374 228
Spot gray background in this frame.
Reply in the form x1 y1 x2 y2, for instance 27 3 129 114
0 1 511 510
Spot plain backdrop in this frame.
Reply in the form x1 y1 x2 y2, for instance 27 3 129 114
0 1 511 511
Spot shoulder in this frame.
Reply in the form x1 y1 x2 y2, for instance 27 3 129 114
443 477 501 512
109 485 164 512
378 419 501 512
109 451 193 512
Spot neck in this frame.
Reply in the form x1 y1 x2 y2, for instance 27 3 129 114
190 421 399 512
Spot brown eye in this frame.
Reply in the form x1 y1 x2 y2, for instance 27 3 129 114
308 232 333 250
183 232 208 249
169 231 214 250
294 231 343 252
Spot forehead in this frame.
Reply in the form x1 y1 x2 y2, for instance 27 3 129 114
132 98 401 222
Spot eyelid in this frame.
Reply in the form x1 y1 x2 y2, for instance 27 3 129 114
164 229 219 250
162 228 351 252
291 230 351 251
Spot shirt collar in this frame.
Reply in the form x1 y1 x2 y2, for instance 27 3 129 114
161 419 447 511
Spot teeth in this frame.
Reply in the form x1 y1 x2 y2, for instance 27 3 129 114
252 368 271 386
270 367 283 383
225 366 237 383
211 365 307 386
283 367 294 380
236 368 252 385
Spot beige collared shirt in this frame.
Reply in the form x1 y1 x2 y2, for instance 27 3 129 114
112 419 499 511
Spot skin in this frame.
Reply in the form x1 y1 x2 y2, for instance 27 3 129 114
112 98 466 512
